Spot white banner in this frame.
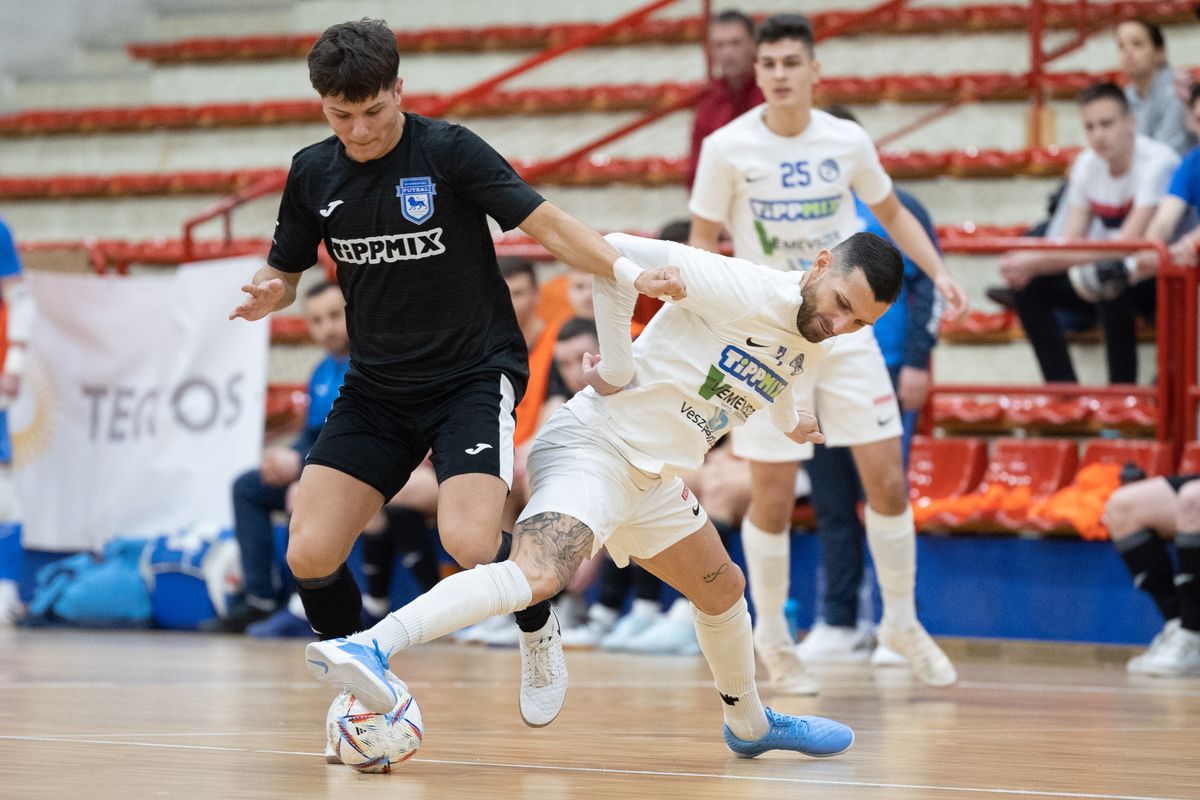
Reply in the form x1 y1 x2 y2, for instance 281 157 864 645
10 257 268 551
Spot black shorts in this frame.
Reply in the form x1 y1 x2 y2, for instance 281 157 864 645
305 368 519 500
1165 473 1200 492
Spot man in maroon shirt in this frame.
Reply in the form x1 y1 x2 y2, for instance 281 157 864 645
688 10 764 187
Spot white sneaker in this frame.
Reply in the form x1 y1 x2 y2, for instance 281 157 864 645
755 629 820 696
1128 619 1180 674
519 609 568 727
623 614 701 655
797 622 873 663
1141 624 1200 677
876 621 957 687
869 641 908 667
455 613 513 644
561 605 617 650
600 611 661 651
0 580 21 627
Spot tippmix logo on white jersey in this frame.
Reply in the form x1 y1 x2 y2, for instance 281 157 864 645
329 229 446 264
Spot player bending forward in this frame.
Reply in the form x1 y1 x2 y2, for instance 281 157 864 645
305 231 902 757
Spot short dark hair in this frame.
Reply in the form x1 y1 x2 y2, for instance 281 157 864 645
499 256 537 286
1078 81 1129 113
755 13 814 54
304 279 341 300
830 232 903 304
308 18 399 101
712 10 755 37
823 104 859 124
557 316 598 343
658 219 691 243
1120 17 1165 50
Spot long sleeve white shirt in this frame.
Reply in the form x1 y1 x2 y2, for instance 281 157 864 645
559 232 831 478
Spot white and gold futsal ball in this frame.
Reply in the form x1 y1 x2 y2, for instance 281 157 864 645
325 681 424 773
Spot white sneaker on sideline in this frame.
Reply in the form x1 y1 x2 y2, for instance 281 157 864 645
869 641 908 667
455 613 513 644
519 609 568 727
0 580 22 627
600 611 661 651
623 614 701 655
1141 624 1200 677
876 621 957 687
755 629 819 696
561 605 617 650
1128 619 1180 674
797 622 873 663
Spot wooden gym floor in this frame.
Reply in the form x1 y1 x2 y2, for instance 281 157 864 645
1 628 1197 799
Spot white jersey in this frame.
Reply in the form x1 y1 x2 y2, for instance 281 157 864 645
561 233 831 478
1064 134 1180 236
689 106 892 271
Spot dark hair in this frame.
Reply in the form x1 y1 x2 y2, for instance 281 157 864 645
755 13 814 54
658 219 691 243
823 104 859 124
1189 80 1200 108
304 279 341 300
1120 17 1165 50
830 232 903 304
308 18 399 101
712 10 755 37
556 316 598 343
499 256 537 286
1078 81 1130 113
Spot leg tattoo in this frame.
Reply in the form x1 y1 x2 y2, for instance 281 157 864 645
513 512 594 593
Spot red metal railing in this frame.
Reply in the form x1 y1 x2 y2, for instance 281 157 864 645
934 236 1190 462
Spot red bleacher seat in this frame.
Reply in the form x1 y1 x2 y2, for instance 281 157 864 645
988 438 1079 529
265 383 308 435
1003 394 1092 429
931 394 1005 429
1079 439 1174 477
1090 396 1157 430
908 436 988 503
1179 441 1200 475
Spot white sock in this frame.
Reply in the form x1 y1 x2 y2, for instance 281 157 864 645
630 598 659 618
740 518 791 645
865 505 917 629
351 561 532 653
693 597 769 740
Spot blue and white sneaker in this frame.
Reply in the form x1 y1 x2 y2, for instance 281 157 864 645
305 637 397 713
723 708 854 759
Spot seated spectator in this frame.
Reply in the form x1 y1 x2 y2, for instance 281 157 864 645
205 280 351 632
999 82 1180 384
1103 473 1200 676
1117 18 1192 155
688 9 763 187
1133 84 1200 274
0 217 29 626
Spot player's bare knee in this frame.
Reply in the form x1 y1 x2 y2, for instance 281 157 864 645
692 562 746 616
1103 485 1140 538
1176 480 1200 529
285 535 328 580
440 528 498 568
864 468 909 516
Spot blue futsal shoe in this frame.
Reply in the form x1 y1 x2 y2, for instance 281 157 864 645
305 637 397 713
723 708 854 758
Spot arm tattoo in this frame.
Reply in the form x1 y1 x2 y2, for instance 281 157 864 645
513 512 595 591
702 563 730 583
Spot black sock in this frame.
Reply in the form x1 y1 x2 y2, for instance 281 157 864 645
387 507 440 592
1115 528 1181 622
1176 532 1200 631
360 531 394 601
295 563 362 640
496 530 552 633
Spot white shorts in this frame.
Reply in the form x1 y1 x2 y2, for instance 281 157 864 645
519 410 709 568
730 328 902 462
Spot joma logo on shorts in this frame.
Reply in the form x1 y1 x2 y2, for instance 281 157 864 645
330 228 445 264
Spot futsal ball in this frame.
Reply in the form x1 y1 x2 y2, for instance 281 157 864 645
326 682 424 773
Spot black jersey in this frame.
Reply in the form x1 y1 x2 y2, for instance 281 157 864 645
268 113 545 397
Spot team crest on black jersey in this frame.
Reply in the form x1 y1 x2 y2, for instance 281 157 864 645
397 177 437 224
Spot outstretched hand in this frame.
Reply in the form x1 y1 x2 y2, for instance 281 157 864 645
936 273 969 320
582 352 622 396
634 266 687 301
786 410 825 445
229 278 285 321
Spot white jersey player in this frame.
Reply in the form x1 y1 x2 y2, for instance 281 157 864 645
303 230 903 757
689 13 967 693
